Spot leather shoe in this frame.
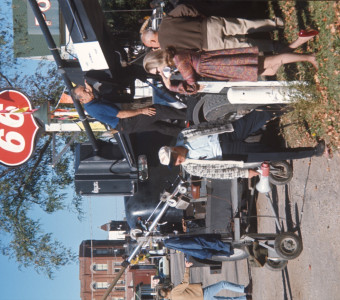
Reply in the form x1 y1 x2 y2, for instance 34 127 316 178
244 281 253 294
298 29 319 37
315 140 325 157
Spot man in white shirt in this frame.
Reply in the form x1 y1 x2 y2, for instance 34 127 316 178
158 108 326 179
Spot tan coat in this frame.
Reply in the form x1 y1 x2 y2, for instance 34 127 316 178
170 268 204 300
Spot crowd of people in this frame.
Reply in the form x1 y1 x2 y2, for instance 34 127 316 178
71 4 325 298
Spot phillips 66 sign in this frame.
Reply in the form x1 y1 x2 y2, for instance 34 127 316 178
0 89 41 166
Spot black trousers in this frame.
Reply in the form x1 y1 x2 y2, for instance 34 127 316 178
220 109 317 162
117 104 186 136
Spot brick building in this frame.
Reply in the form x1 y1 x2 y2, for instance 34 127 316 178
79 240 157 300
79 240 126 300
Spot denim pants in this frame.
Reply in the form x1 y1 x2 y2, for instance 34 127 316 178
164 235 233 260
220 109 317 162
118 104 186 136
203 281 246 300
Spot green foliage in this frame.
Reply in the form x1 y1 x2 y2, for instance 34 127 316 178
0 134 83 278
268 1 340 152
100 0 151 44
24 63 65 105
2 217 77 278
0 12 83 278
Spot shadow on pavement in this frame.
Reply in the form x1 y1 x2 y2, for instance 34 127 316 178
280 181 303 300
271 186 282 233
282 267 294 300
284 185 295 232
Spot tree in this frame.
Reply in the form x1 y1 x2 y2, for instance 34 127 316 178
0 134 82 278
100 0 151 45
0 10 83 278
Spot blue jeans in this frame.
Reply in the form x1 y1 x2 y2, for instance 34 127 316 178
203 281 246 300
164 235 233 260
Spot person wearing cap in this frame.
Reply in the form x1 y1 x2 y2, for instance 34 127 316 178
71 81 186 136
158 108 326 179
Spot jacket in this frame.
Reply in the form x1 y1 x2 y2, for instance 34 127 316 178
158 4 208 50
170 268 203 300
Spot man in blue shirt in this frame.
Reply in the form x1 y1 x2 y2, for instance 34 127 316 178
71 82 186 136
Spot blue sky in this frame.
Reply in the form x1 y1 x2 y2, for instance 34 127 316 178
0 3 126 300
0 192 126 300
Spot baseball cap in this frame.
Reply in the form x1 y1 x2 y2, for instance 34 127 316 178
158 146 173 166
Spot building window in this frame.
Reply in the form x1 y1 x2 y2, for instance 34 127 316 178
93 247 125 256
112 298 124 300
117 280 125 285
92 264 108 271
92 282 109 289
94 248 109 255
115 286 125 291
114 268 121 273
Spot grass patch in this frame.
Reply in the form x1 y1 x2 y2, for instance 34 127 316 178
268 1 340 153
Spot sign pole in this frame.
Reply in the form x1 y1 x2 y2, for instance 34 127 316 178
27 0 99 154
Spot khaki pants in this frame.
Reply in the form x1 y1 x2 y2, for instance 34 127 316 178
206 16 279 51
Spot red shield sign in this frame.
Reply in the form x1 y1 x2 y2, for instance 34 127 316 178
0 89 40 166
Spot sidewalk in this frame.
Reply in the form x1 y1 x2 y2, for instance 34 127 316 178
252 154 340 299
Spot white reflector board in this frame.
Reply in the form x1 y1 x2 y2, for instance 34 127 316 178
73 41 109 71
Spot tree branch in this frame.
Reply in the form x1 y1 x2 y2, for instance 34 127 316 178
13 135 53 217
0 167 16 179
0 71 13 87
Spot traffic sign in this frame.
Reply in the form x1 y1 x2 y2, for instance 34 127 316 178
0 89 41 166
